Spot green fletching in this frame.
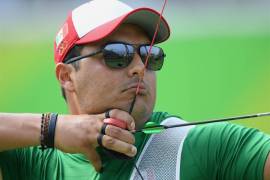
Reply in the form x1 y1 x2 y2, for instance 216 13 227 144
142 122 165 134
145 121 158 127
142 126 165 134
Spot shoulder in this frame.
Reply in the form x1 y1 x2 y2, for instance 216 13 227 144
181 122 270 180
182 122 270 165
187 122 269 141
150 111 184 124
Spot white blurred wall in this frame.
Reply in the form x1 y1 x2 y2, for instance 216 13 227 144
0 0 269 42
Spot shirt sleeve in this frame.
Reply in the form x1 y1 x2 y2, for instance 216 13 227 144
180 122 270 180
0 147 43 180
0 149 22 180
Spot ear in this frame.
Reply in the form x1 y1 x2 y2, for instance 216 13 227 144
55 63 76 92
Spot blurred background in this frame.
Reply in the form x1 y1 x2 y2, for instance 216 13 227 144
0 0 270 133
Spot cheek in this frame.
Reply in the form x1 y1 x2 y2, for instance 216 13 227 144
149 73 156 92
74 67 124 112
77 72 120 97
146 73 157 102
75 61 114 92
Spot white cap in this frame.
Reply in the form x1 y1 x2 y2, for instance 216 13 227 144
54 0 170 64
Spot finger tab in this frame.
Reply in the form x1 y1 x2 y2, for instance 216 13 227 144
104 118 127 129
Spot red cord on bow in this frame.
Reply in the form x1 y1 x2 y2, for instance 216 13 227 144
129 0 168 114
136 0 168 95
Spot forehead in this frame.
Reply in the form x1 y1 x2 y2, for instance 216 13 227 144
86 24 151 48
107 23 150 42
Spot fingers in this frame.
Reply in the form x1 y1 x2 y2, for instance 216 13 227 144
101 134 137 157
94 109 137 157
83 148 102 172
105 125 135 144
104 109 136 131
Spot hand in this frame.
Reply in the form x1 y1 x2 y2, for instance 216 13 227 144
54 109 136 172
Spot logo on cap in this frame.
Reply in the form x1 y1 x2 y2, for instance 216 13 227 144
56 23 69 48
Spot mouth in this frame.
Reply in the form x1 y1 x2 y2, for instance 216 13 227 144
122 84 147 95
129 84 146 90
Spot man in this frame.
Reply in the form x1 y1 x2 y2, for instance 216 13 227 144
0 0 269 179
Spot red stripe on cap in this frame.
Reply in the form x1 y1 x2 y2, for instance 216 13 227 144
54 13 80 64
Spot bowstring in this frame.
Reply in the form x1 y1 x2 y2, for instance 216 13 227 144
129 0 168 179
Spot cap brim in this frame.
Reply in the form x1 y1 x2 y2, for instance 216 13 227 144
75 7 170 45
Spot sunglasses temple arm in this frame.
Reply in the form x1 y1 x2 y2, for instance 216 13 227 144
64 50 102 64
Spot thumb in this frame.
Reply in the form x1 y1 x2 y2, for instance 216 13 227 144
84 148 102 172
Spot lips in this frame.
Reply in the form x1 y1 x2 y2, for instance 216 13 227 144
129 84 146 90
123 83 147 95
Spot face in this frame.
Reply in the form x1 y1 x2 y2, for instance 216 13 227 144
64 24 157 128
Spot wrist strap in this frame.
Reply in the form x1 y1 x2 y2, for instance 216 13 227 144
47 113 58 148
40 113 58 150
40 113 45 150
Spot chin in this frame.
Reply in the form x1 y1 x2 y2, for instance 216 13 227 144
131 105 153 129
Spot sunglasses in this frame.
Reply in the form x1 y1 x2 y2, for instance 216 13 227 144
64 42 166 71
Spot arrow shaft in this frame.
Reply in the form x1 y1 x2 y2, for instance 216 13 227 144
137 112 270 133
165 114 258 129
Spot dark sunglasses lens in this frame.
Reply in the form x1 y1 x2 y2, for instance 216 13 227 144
103 44 133 69
140 46 165 71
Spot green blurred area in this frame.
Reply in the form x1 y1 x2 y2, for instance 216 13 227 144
0 34 269 133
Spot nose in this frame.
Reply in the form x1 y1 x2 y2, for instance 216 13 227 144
127 53 145 78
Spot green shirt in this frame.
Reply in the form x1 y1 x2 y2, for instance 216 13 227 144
0 112 270 180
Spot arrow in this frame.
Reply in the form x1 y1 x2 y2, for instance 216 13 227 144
136 112 270 134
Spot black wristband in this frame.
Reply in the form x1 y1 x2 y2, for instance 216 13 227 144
47 113 58 148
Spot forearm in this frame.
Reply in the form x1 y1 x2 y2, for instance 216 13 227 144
0 113 40 152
